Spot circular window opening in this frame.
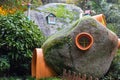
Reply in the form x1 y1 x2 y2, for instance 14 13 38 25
75 32 94 50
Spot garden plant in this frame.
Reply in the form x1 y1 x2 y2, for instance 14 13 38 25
0 12 45 77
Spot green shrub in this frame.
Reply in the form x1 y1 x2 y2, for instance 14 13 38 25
107 23 118 34
0 55 10 76
0 12 45 76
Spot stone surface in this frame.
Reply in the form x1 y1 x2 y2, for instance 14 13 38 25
28 3 83 36
41 0 66 4
42 17 118 78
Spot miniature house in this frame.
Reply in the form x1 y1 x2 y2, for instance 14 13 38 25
46 13 56 25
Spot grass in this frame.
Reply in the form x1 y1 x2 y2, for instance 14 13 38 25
0 76 61 80
0 76 35 80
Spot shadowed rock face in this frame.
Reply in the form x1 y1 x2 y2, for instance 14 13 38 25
42 17 118 78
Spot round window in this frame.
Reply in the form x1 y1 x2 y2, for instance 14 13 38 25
75 32 94 50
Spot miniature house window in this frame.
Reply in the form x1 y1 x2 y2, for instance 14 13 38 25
75 32 94 50
79 36 90 48
46 13 56 25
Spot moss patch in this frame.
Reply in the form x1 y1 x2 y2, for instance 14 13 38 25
45 5 78 22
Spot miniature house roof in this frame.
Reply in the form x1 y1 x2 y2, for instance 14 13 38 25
47 13 56 17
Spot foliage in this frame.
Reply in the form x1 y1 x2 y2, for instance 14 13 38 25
0 55 10 73
87 0 120 36
0 6 16 15
107 23 118 34
101 3 120 23
74 0 103 13
66 0 75 4
0 0 42 15
30 0 42 8
100 1 120 37
0 76 61 80
0 76 36 80
0 12 45 76
0 0 26 13
73 0 86 11
90 0 103 13
106 0 120 3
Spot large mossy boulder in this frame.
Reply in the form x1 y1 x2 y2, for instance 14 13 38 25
42 17 118 78
29 3 83 36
